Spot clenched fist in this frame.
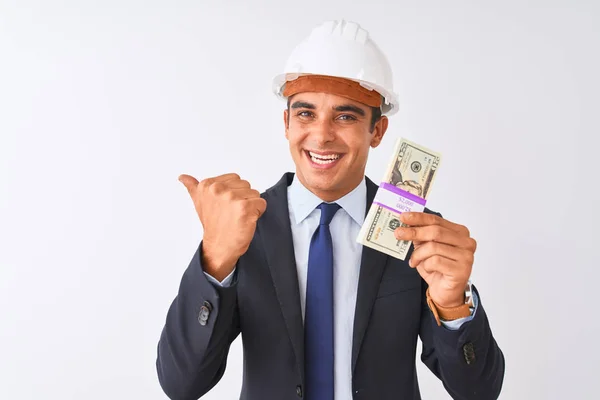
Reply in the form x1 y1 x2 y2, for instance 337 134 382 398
179 173 267 281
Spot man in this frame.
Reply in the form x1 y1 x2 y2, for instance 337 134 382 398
156 20 505 400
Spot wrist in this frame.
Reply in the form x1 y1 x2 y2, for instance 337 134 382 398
201 241 237 282
434 294 465 309
426 283 473 326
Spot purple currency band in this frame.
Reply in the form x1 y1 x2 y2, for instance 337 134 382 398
372 182 427 215
379 183 427 205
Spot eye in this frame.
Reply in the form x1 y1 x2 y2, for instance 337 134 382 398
337 114 357 121
297 110 314 118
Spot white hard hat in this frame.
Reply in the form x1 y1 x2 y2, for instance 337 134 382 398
273 20 399 116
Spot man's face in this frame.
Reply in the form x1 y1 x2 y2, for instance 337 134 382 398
284 91 388 201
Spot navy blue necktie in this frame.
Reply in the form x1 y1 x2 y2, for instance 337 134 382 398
305 202 341 400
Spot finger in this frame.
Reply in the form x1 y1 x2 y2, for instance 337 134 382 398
410 241 472 268
212 173 241 182
231 188 261 199
201 173 242 188
224 179 252 190
394 225 474 249
411 241 424 253
246 197 267 219
178 174 199 195
416 255 459 277
400 212 467 235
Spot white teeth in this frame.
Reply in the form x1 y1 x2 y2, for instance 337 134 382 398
309 151 340 160
311 156 337 165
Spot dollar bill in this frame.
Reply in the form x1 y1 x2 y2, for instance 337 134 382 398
357 138 442 260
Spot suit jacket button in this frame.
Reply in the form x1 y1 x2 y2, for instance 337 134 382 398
198 305 211 325
463 342 476 364
296 385 302 397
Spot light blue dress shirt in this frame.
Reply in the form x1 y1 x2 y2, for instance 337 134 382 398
205 175 478 399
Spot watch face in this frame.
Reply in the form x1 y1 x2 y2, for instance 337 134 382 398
465 280 474 307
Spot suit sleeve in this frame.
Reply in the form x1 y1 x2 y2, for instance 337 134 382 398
419 281 505 399
156 242 241 400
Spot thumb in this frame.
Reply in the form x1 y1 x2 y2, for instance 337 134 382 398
178 174 199 195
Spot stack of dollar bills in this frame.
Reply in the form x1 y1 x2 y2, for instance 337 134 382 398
357 138 442 260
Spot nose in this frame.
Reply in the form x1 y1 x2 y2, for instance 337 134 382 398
309 117 336 145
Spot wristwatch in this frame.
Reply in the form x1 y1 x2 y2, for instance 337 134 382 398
464 279 474 311
426 280 474 326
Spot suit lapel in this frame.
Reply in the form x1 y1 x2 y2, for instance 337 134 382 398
257 172 305 382
257 173 392 377
352 177 389 372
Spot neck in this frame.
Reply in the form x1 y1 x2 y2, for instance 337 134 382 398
295 172 364 203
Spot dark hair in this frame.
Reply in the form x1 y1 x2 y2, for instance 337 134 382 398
369 106 382 132
286 98 382 133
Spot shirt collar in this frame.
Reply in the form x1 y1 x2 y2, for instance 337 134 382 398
288 174 366 226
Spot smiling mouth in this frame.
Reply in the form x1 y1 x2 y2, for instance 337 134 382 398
306 150 342 165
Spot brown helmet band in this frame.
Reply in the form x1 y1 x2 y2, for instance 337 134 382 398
282 75 382 108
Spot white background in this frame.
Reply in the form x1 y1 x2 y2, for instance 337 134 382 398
1 1 599 399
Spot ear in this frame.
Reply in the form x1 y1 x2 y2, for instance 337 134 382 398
283 109 289 140
370 116 389 148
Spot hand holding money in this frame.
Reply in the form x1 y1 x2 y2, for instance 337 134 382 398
179 173 267 281
394 212 476 308
357 138 442 260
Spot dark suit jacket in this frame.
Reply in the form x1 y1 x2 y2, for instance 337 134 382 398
156 172 505 400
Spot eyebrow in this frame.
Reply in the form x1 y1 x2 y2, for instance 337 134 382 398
334 104 366 117
290 101 316 109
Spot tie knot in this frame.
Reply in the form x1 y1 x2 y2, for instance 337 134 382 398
318 202 341 226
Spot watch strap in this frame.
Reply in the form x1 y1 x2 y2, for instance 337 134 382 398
426 287 472 327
